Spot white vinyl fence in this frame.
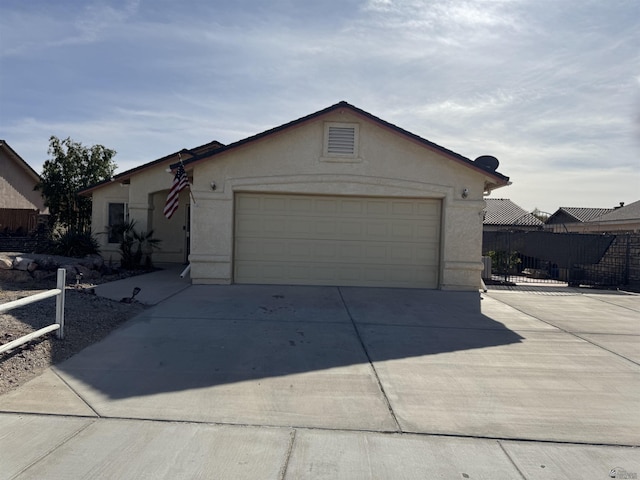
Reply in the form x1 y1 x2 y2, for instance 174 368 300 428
0 268 66 355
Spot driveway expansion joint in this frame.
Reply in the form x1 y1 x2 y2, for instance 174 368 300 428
337 286 402 433
278 429 297 480
52 367 102 418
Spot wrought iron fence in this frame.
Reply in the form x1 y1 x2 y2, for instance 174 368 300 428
482 230 633 287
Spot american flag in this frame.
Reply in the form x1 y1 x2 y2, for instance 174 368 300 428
163 165 189 219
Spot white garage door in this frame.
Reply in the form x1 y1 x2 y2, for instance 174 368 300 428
234 193 441 288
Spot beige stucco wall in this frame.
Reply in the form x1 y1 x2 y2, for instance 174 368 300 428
90 164 189 266
0 149 46 211
90 181 129 263
187 108 492 290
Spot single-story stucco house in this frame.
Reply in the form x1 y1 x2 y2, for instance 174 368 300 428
544 206 616 233
0 140 48 234
582 200 640 233
81 101 510 290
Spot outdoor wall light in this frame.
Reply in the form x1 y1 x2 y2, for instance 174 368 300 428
210 181 217 191
462 188 469 199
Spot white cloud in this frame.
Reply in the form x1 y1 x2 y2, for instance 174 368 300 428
0 0 141 55
1 0 639 215
74 0 141 42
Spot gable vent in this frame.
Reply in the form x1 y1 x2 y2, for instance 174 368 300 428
327 126 356 155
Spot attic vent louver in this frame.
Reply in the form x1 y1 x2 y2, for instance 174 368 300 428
327 126 356 155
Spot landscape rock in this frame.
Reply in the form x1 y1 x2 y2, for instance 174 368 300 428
78 254 104 270
25 255 60 270
0 252 136 285
74 264 100 281
0 269 32 283
31 270 56 282
13 257 35 271
60 264 78 279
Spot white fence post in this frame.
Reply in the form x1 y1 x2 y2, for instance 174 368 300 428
0 269 67 355
55 268 66 339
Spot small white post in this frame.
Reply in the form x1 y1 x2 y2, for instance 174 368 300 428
180 264 191 278
55 268 66 339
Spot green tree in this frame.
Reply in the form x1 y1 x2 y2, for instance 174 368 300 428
37 136 116 233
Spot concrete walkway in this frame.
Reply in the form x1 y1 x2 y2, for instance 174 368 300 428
92 263 191 305
1 275 639 479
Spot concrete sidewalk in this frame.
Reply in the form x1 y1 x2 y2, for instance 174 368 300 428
1 280 638 479
92 263 191 305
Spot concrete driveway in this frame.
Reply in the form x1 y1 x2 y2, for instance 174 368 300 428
1 283 639 479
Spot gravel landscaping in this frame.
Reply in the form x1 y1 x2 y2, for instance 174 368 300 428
0 276 147 395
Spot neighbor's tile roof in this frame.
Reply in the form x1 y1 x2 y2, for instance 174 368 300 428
552 207 614 223
587 200 640 223
483 198 544 226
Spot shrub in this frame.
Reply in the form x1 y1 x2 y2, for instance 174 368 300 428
48 229 101 257
111 220 161 270
487 250 521 274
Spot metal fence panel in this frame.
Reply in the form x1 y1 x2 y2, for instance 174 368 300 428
482 230 629 287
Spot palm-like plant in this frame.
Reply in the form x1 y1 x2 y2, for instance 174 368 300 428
112 220 161 269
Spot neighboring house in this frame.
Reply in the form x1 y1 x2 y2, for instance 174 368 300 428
82 101 510 290
582 200 640 233
0 140 47 234
482 198 543 232
545 206 614 233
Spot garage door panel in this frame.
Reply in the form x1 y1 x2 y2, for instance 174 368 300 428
390 201 415 216
339 222 362 236
316 221 339 236
416 224 439 237
263 197 288 212
235 216 262 235
341 200 364 215
366 223 388 238
234 194 441 288
235 262 285 282
238 238 438 266
316 199 339 214
416 245 440 264
236 195 262 212
237 261 436 288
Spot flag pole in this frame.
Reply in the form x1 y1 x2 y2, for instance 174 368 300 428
178 153 197 206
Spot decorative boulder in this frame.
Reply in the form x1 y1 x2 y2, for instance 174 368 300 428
0 269 32 283
0 257 12 270
13 257 35 271
78 254 104 271
32 270 56 282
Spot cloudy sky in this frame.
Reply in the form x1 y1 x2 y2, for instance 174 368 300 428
1 0 638 214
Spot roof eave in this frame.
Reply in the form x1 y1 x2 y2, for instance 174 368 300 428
0 140 41 183
170 101 511 184
79 141 224 196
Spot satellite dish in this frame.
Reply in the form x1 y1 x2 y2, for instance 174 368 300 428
475 155 499 171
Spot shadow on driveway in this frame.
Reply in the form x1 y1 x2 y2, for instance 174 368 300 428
54 286 523 400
